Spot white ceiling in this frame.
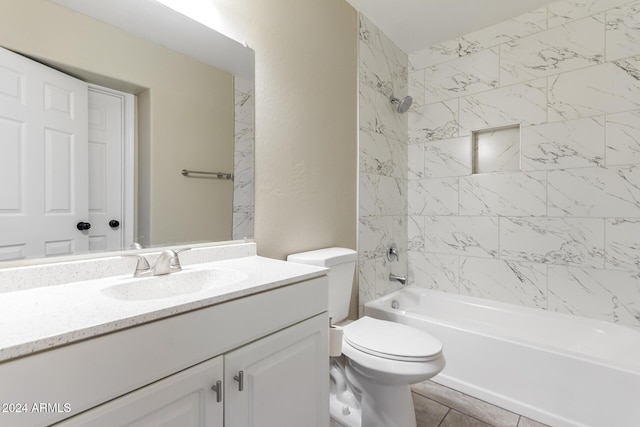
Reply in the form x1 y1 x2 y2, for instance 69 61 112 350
344 0 554 54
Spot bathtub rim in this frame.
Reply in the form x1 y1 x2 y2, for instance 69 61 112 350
364 285 640 376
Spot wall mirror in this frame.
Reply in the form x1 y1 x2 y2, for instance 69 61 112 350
0 0 255 264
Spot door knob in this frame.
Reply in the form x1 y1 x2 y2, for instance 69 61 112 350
76 222 91 231
109 220 120 228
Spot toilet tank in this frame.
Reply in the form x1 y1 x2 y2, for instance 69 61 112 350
287 248 357 324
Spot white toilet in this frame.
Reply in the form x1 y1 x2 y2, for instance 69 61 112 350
287 248 445 427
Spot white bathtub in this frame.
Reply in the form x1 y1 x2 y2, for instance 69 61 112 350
364 286 640 427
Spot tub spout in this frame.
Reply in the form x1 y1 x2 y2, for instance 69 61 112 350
389 273 407 285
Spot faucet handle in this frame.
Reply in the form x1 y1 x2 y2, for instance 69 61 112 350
387 243 399 262
166 248 191 271
123 254 152 277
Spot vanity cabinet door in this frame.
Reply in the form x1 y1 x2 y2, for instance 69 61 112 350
224 313 329 427
55 355 224 427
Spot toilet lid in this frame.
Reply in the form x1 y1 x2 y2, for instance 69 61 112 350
343 317 442 362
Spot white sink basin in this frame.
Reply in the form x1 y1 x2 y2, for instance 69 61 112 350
101 268 248 301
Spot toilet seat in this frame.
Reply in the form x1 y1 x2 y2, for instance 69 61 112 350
343 317 442 362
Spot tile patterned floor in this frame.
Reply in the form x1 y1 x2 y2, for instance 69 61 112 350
330 380 550 427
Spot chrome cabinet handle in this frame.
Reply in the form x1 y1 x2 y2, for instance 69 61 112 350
234 370 244 391
211 380 222 403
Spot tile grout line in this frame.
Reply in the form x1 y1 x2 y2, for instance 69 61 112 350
436 407 451 427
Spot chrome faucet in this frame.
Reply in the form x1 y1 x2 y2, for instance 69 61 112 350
389 273 407 286
153 249 184 275
128 248 190 277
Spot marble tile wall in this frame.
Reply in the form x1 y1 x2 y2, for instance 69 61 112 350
358 14 409 312
407 0 640 329
233 76 254 240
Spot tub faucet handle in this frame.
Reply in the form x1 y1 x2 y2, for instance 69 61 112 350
387 243 399 262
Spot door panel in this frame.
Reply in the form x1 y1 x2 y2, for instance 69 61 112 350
0 47 88 260
0 117 23 211
87 87 125 252
225 314 329 427
56 356 224 427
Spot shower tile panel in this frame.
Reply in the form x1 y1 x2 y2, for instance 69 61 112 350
408 251 459 292
424 216 499 258
424 48 499 103
409 177 458 216
232 212 253 241
606 110 640 166
605 218 640 270
360 129 406 178
234 77 254 123
234 129 254 193
359 14 385 55
500 217 604 267
379 96 409 144
232 76 254 240
408 69 425 107
606 0 640 62
547 0 632 28
360 14 408 100
408 100 459 144
459 79 547 135
357 13 409 309
548 165 640 217
359 172 378 218
232 163 253 212
391 215 408 255
410 39 461 70
521 116 605 171
548 265 640 328
370 89 408 143
359 85 378 134
607 1 640 62
358 257 376 309
376 176 406 216
359 38 394 97
376 255 406 297
408 143 425 180
408 216 425 251
401 0 640 328
548 57 640 121
423 136 472 178
458 172 546 217
358 215 393 258
500 15 604 86
459 8 548 56
458 257 548 308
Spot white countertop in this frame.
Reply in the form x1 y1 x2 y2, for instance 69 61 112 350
0 256 326 363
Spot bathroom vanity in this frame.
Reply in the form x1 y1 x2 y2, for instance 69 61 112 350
0 243 329 427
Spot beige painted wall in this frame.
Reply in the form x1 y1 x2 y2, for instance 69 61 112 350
210 0 359 260
0 0 234 247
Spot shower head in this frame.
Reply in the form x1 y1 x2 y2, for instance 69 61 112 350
390 95 413 114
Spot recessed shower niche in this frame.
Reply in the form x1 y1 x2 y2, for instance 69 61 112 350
472 125 521 174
